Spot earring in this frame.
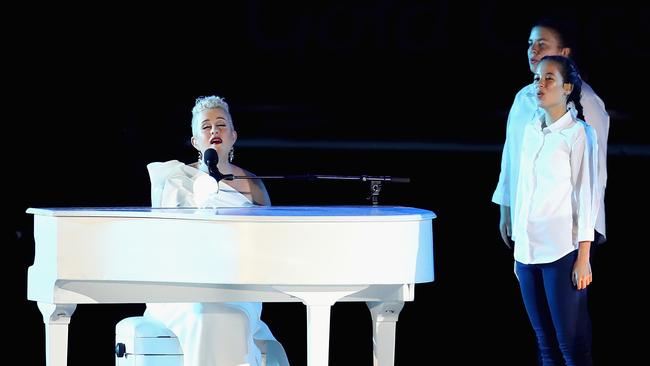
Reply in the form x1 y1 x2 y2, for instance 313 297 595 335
198 150 203 162
228 148 234 163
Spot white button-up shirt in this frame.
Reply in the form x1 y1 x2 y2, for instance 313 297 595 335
512 111 600 264
492 81 609 242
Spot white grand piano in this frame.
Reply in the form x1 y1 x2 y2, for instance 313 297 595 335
27 206 435 366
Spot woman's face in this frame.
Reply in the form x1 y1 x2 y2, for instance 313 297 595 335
527 26 569 73
534 60 570 110
192 108 237 161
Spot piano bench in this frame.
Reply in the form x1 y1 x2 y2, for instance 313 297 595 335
115 316 183 366
115 316 272 366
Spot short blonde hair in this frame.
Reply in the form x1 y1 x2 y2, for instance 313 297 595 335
191 95 234 136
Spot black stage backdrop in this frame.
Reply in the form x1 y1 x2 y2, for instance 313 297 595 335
6 2 648 365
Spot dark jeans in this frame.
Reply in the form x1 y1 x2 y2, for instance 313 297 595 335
515 250 593 366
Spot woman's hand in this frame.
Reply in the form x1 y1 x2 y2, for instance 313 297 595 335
573 250 593 290
499 205 513 249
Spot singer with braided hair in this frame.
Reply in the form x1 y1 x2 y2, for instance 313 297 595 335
510 55 599 365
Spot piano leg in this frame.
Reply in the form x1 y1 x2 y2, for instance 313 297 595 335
367 301 404 366
37 303 77 366
274 286 366 366
305 303 332 366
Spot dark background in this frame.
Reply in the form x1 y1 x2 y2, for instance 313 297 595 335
7 1 649 365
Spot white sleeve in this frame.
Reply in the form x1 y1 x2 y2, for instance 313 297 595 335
571 125 599 242
146 160 190 207
492 99 518 206
582 91 609 188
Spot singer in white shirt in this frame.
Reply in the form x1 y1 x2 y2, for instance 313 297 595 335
143 95 287 366
509 56 598 366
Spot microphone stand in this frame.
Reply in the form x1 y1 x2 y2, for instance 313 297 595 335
211 172 410 205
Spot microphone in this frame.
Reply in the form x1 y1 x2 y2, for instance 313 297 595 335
202 147 409 204
203 148 234 182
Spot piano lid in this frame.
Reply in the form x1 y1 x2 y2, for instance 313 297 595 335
26 206 436 222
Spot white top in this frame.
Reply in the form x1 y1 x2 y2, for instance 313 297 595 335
492 82 609 242
512 111 600 264
147 160 254 208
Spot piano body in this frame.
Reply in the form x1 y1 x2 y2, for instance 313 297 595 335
27 206 435 366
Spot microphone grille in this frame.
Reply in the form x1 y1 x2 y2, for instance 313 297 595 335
203 148 218 165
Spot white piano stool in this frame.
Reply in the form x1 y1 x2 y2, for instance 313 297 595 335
115 316 183 366
115 316 270 366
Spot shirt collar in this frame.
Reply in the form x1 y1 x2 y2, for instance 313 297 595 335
546 110 574 132
531 109 574 132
